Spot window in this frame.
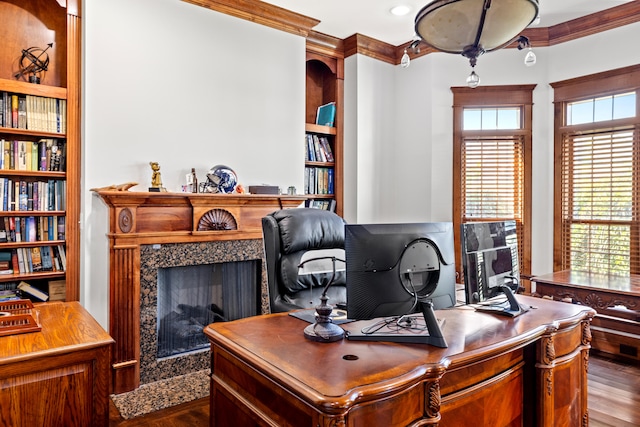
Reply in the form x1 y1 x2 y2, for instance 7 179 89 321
452 86 534 286
552 65 640 276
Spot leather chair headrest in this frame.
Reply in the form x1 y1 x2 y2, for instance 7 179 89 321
272 208 345 254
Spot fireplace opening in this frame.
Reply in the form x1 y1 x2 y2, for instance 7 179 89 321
157 260 260 359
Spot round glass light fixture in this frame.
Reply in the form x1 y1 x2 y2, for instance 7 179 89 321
414 0 539 86
466 70 480 88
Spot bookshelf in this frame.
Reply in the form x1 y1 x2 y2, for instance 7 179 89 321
0 1 81 302
305 48 343 216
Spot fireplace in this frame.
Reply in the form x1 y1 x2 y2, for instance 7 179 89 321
156 260 260 359
93 190 305 394
139 240 263 385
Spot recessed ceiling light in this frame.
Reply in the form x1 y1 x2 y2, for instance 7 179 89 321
390 5 411 16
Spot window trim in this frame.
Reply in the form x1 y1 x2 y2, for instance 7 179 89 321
452 85 534 289
551 64 640 273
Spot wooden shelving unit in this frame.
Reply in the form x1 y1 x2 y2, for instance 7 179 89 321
0 0 81 302
305 48 344 216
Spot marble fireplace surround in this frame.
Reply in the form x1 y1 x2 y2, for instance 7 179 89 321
94 191 306 395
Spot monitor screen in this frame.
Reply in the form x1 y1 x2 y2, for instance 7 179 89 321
461 221 519 303
345 222 457 320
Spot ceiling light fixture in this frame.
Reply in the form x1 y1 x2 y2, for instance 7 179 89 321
390 5 411 16
517 35 536 67
401 39 421 68
414 0 539 87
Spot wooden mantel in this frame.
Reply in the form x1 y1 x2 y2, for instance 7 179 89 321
93 190 305 393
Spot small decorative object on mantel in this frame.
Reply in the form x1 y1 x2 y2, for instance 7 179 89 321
14 43 53 84
202 165 237 194
149 161 167 192
90 182 138 192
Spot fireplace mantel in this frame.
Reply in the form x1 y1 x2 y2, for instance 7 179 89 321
93 190 305 393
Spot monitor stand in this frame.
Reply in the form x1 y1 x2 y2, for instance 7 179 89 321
474 285 530 317
345 301 448 348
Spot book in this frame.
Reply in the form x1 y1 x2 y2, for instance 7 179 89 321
315 102 336 127
41 246 53 271
30 247 43 272
17 281 49 302
0 289 20 301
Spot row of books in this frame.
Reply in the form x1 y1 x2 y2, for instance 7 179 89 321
0 178 66 212
305 134 334 163
0 92 67 133
0 139 66 172
0 280 65 302
305 199 337 212
0 244 67 275
304 167 334 195
0 215 65 243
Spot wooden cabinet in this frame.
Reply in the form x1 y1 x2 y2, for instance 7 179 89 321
0 301 114 427
305 48 343 216
206 296 594 427
0 0 81 301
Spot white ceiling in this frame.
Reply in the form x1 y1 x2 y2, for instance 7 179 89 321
261 0 634 46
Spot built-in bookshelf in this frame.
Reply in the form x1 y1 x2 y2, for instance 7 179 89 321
304 124 337 211
304 48 343 215
0 81 68 298
0 0 81 303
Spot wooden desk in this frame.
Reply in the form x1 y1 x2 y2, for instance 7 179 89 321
0 301 114 427
204 296 594 427
532 270 640 362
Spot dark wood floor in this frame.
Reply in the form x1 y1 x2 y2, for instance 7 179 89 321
109 352 640 426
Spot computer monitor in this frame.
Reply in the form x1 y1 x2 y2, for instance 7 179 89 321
461 220 529 317
460 220 519 303
344 222 456 346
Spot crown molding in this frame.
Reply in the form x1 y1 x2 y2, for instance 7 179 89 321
343 34 397 65
184 0 640 65
181 0 319 37
546 1 640 46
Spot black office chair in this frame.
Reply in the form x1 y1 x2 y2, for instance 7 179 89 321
262 208 347 313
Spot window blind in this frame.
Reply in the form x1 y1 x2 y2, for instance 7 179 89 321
560 127 640 275
461 136 524 221
461 135 525 264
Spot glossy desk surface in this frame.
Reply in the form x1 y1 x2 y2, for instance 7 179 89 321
206 295 593 402
0 301 114 364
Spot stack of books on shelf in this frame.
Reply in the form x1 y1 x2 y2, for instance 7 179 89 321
2 245 66 275
305 134 334 163
0 281 20 302
17 281 49 302
305 199 336 212
0 178 66 212
304 167 334 195
0 92 67 133
0 139 66 172
0 216 65 243
0 250 12 275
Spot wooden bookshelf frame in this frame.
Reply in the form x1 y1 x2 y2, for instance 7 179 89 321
0 0 81 301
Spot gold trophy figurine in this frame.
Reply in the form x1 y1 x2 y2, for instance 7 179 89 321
149 162 166 192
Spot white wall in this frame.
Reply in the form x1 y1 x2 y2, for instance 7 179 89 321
343 21 640 277
83 0 305 326
81 1 640 325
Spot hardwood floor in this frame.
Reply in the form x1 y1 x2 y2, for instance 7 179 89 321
109 352 640 426
589 353 640 426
